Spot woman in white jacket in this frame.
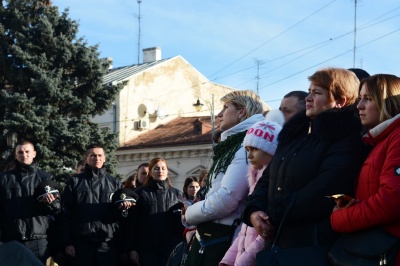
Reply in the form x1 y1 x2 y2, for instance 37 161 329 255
182 90 266 266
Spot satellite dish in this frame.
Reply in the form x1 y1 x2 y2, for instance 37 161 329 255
137 104 147 118
157 107 168 119
146 102 156 115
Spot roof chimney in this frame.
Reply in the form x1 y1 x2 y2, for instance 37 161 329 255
143 47 161 63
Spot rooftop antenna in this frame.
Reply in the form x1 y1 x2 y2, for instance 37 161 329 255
137 0 142 65
255 59 263 94
353 0 357 68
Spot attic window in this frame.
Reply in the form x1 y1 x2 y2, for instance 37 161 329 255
193 119 203 135
195 124 202 135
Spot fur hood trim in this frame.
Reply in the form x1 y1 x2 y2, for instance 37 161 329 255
248 165 267 194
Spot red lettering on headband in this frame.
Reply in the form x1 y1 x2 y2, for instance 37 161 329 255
247 128 254 134
254 129 263 137
264 132 275 141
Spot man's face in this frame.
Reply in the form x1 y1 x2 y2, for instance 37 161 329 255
280 96 302 122
86 148 106 169
137 166 149 184
15 143 37 165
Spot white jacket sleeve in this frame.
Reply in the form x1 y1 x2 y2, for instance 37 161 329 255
185 147 249 225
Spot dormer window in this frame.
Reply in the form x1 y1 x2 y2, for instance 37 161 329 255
193 119 203 135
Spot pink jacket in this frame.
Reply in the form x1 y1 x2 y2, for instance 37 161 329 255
220 166 266 266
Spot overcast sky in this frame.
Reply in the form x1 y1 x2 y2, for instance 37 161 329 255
53 0 400 109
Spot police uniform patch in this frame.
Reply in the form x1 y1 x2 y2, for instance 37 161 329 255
395 167 400 176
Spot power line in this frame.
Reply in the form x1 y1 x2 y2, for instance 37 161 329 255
230 8 400 89
353 0 358 68
261 27 400 88
207 0 337 80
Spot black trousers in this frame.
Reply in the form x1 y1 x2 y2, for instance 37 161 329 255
22 238 48 264
69 240 116 266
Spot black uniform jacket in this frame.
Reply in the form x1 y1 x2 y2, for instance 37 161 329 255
0 161 59 242
60 165 122 246
126 178 184 253
243 107 370 248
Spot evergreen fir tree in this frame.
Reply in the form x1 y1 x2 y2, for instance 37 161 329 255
0 0 125 181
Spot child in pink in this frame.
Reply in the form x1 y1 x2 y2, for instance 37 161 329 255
219 116 283 266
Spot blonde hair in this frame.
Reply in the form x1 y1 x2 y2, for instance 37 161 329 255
308 68 359 106
360 74 400 123
220 90 264 120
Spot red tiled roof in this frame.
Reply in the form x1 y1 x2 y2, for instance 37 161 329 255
119 116 218 149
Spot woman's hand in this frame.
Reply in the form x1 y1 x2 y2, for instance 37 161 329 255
333 198 358 212
250 211 272 239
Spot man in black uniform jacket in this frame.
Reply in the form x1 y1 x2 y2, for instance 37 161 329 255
0 140 60 263
61 144 132 266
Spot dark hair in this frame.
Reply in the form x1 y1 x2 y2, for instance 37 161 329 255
86 144 104 151
15 140 35 148
284 90 308 100
137 163 149 170
183 177 199 198
85 144 105 157
283 90 308 110
124 174 136 189
144 158 173 187
77 159 85 167
75 159 86 174
348 68 370 81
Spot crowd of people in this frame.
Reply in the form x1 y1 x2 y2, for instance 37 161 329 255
1 68 400 266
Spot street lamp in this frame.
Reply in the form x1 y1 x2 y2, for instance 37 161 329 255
193 99 204 112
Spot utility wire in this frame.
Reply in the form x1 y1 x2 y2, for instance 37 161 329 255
207 0 337 80
261 27 400 88
230 9 400 88
212 10 400 87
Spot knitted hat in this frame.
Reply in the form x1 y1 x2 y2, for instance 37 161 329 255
243 119 282 155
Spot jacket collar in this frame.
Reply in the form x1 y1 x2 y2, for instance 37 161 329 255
248 165 267 193
221 114 265 141
14 160 37 174
362 113 400 146
149 178 170 190
84 164 106 178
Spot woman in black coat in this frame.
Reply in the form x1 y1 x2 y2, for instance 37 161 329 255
126 157 184 266
243 68 370 261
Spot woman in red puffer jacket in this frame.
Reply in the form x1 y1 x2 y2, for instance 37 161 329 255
330 74 400 264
